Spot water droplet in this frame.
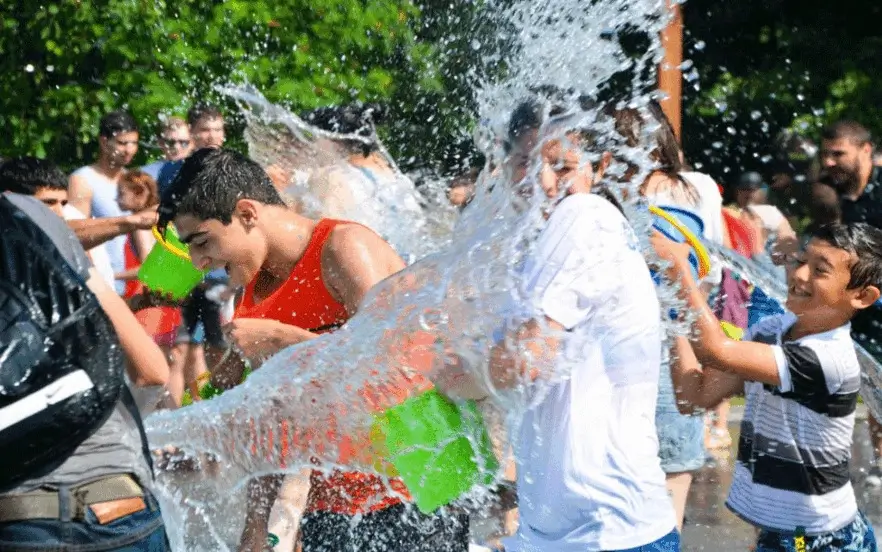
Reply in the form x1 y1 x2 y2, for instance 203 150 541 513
694 40 706 51
750 110 761 120
24 64 34 73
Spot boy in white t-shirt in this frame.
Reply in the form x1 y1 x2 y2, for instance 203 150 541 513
438 98 678 551
654 222 882 551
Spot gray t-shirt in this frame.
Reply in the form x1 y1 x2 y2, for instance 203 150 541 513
4 194 152 492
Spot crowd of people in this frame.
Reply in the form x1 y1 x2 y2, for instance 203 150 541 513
0 93 881 552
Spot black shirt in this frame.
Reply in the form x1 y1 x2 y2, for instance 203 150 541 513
841 166 882 230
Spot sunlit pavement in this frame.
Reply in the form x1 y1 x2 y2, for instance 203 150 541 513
682 406 881 551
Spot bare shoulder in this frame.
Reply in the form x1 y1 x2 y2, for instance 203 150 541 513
323 223 404 273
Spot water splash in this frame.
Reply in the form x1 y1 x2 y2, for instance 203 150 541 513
221 84 458 261
143 0 846 550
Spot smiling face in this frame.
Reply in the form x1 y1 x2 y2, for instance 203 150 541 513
507 129 594 204
785 238 864 321
174 200 268 289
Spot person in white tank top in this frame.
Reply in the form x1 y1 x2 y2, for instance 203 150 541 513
68 110 140 295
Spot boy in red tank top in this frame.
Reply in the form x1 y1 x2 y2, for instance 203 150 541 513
158 148 469 552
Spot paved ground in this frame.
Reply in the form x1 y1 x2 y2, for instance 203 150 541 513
681 412 881 551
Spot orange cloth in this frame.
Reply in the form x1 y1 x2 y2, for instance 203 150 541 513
124 236 181 341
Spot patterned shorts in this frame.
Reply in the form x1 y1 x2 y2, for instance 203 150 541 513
755 512 878 552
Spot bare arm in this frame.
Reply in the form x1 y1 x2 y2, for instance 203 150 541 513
322 224 406 315
670 336 744 414
86 267 169 387
68 209 158 250
68 173 93 217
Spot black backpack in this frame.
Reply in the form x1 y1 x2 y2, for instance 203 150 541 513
0 196 141 491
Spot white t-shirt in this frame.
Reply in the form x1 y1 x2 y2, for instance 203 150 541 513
510 194 676 551
62 204 116 289
748 203 786 233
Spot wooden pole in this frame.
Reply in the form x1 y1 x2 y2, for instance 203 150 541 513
658 0 683 141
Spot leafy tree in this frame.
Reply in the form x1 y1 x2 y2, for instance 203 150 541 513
682 0 882 189
0 0 432 169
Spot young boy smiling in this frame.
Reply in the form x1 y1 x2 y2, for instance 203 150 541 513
653 222 882 551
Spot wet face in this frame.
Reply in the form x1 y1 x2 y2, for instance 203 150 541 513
34 188 68 217
160 126 193 161
101 131 139 167
175 201 267 289
191 117 226 150
507 130 593 202
117 183 148 212
785 238 861 319
820 137 871 191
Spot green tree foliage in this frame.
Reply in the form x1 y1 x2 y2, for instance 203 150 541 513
0 0 431 169
682 0 882 189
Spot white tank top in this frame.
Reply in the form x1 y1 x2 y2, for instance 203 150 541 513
71 166 128 294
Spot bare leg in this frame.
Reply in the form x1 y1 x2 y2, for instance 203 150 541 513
666 472 693 532
239 475 284 552
267 471 311 552
165 343 187 407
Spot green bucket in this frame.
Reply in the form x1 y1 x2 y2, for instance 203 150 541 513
371 389 499 514
137 226 206 300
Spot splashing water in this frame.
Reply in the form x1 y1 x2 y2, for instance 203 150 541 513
142 1 685 549
142 0 882 550
223 85 457 262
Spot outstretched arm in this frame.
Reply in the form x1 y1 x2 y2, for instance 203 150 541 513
652 233 782 386
68 209 158 250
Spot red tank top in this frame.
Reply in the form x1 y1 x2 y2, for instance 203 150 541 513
234 219 412 516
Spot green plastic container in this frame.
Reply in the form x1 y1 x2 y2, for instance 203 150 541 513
371 389 499 514
138 226 205 300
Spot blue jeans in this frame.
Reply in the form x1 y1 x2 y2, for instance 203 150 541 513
609 529 680 551
755 512 877 552
0 490 169 551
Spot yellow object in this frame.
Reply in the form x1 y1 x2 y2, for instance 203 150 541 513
720 321 744 341
151 226 191 260
649 205 712 280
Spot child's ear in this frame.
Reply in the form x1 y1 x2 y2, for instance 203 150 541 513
234 199 259 228
851 285 881 311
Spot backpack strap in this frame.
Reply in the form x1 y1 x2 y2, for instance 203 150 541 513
118 385 154 479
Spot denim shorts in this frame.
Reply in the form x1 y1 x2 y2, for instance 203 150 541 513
608 529 680 551
755 511 877 552
655 360 705 473
0 489 170 552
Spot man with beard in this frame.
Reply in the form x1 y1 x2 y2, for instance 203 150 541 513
814 120 882 488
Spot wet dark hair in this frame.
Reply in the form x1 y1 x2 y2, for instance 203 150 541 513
811 222 882 291
821 120 872 147
303 103 388 157
187 103 224 128
158 148 285 228
99 110 138 138
604 101 696 203
0 156 67 195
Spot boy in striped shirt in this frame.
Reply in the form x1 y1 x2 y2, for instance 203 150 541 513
654 222 882 551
